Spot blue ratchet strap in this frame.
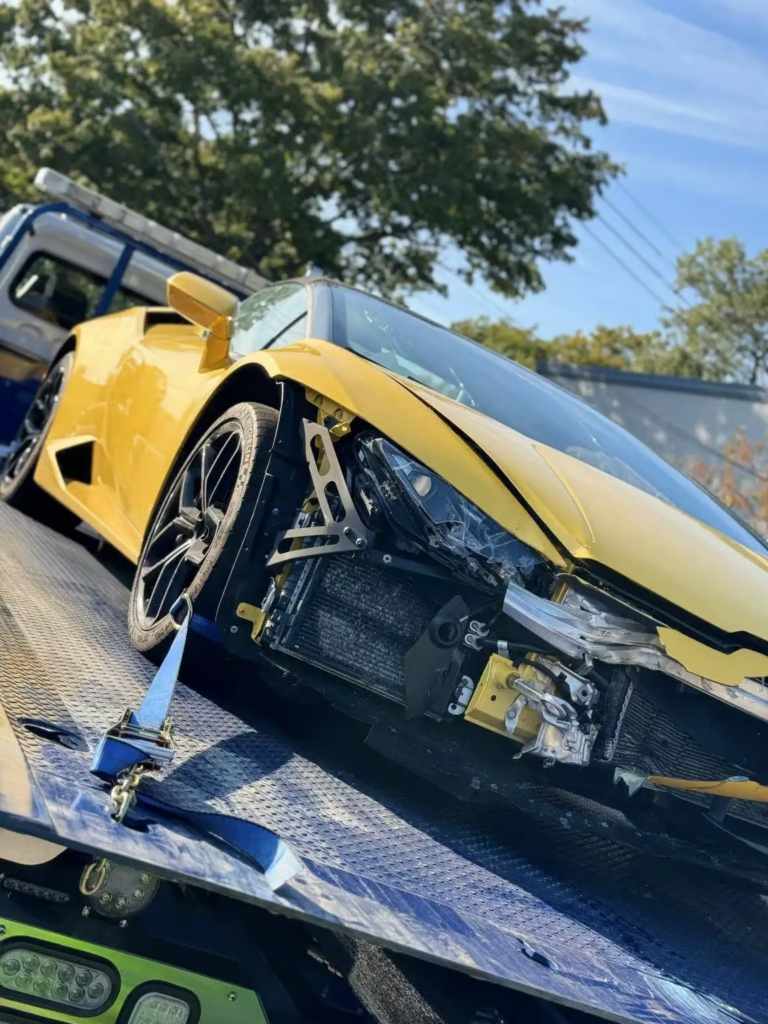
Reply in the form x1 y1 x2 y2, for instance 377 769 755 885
90 596 301 891
134 795 301 891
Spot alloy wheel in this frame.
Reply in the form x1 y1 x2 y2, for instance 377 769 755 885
136 422 245 627
1 362 67 488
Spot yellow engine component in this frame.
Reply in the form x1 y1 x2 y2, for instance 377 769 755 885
306 388 356 437
465 654 553 743
236 602 268 641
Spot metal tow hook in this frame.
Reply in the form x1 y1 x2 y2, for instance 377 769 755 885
79 857 109 896
170 591 193 631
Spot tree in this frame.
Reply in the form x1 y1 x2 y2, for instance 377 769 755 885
687 428 768 537
548 324 672 372
450 317 548 368
0 0 616 296
453 317 672 373
664 238 768 384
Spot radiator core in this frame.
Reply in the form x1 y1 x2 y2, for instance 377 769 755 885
276 556 439 703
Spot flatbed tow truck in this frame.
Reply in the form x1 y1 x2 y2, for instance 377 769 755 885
1 493 767 1024
0 177 766 1024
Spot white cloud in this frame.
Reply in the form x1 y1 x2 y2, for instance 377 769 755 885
623 152 768 208
695 0 768 32
565 0 768 150
572 76 768 152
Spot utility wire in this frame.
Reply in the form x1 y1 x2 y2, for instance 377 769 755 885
600 201 763 346
602 196 678 272
589 206 766 383
437 260 515 320
441 190 756 377
596 212 691 308
581 221 670 308
615 179 686 254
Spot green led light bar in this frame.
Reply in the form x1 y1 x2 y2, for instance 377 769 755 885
0 917 267 1024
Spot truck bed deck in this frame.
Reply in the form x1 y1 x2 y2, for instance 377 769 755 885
0 501 765 1024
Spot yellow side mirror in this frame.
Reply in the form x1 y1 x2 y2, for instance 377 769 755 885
167 272 239 341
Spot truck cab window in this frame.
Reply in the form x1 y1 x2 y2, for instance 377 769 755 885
11 253 107 330
109 285 159 314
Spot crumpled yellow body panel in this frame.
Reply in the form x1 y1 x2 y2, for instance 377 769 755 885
649 776 768 803
392 379 768 647
658 628 768 687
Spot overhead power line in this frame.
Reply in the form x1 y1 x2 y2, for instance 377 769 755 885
441 187 754 360
587 206 763 375
602 196 678 273
437 260 514 320
615 179 686 254
596 212 690 308
581 221 670 308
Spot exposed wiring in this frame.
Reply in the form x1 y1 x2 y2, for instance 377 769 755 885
512 655 564 686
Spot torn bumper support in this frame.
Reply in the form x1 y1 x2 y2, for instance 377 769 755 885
502 580 768 727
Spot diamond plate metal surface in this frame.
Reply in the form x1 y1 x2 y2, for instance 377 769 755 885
0 501 766 1024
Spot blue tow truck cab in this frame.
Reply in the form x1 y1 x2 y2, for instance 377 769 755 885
0 168 267 446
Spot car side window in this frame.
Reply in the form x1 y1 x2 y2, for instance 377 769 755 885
231 284 308 356
11 252 108 330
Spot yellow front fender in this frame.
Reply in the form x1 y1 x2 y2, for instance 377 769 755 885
238 341 565 567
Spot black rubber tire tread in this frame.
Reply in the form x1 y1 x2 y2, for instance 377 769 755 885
0 353 81 532
128 401 278 653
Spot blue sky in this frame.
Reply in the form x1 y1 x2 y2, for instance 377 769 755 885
410 0 768 338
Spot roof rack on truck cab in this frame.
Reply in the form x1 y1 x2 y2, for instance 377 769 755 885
34 168 269 298
0 169 268 447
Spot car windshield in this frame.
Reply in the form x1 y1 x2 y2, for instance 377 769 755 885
330 284 767 556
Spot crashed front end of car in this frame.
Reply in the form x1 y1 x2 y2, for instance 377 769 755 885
238 391 768 861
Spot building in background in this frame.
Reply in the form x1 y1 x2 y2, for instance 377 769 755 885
537 363 768 538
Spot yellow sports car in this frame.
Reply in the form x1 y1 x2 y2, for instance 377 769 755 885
5 271 768 860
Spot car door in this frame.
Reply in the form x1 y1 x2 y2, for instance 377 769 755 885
109 282 311 543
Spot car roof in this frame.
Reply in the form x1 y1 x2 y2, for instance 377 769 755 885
273 275 479 346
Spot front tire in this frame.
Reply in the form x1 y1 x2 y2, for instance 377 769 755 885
0 352 80 531
128 401 278 653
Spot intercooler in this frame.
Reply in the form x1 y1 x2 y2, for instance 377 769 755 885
612 687 740 782
270 555 440 703
612 685 768 830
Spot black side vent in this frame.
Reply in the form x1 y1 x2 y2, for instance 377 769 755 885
55 440 94 485
144 308 187 329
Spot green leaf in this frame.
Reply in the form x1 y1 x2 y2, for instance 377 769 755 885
0 0 617 297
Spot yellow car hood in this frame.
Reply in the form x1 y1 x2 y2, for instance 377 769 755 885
395 378 768 645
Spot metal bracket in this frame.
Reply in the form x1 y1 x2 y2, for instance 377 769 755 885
236 601 268 641
266 419 374 568
510 677 596 767
305 389 356 438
